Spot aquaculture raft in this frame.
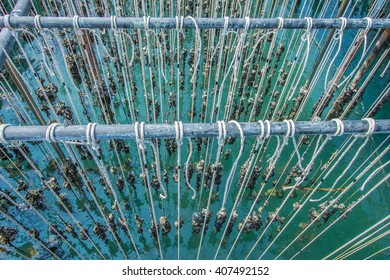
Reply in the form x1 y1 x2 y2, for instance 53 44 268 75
0 0 389 260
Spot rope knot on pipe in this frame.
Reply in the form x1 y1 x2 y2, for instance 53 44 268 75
363 17 372 35
34 15 43 31
332 118 344 136
275 17 284 32
174 121 183 145
175 16 184 32
134 122 145 150
360 118 375 137
3 15 13 30
217 120 227 146
111 15 119 36
301 17 312 41
72 15 80 29
264 120 271 139
0 124 11 145
334 17 347 39
257 120 265 139
283 119 295 144
45 123 61 142
86 123 99 150
223 16 230 35
143 16 150 35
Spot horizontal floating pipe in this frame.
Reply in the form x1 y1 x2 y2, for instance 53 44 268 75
0 17 389 30
1 120 390 143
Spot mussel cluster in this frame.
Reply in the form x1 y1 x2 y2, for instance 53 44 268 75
192 208 212 236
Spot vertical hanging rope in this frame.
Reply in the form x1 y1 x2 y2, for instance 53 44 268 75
185 136 196 199
135 121 163 259
222 121 245 209
196 120 226 259
174 120 183 259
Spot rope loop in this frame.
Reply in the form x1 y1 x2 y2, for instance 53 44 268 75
86 123 99 150
221 121 227 140
134 122 145 150
361 118 375 137
174 121 183 145
301 17 312 41
180 16 184 30
111 15 119 36
143 16 150 35
334 17 347 39
305 17 313 32
276 17 284 31
45 123 61 142
264 120 271 138
223 16 229 34
217 121 222 142
288 120 296 137
3 15 13 30
140 122 146 146
244 16 250 31
257 120 265 139
34 15 43 31
72 15 80 29
229 120 244 140
0 124 11 145
363 17 372 34
332 118 345 136
283 119 291 144
217 120 227 146
175 16 184 32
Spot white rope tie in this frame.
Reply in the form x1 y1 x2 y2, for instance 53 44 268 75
288 120 296 137
264 120 271 138
45 123 61 142
134 122 146 150
72 15 80 29
34 15 43 30
143 16 150 35
134 122 141 149
217 120 223 143
361 118 375 137
258 120 265 139
276 17 284 31
334 17 347 39
364 17 372 34
111 15 119 36
302 16 312 41
179 121 184 145
244 16 250 30
140 122 145 146
175 16 184 31
174 121 183 146
180 16 184 30
0 124 11 145
86 123 99 150
332 118 344 136
283 119 292 146
3 15 13 30
223 16 229 34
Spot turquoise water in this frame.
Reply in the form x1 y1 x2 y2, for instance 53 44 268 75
0 0 389 260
